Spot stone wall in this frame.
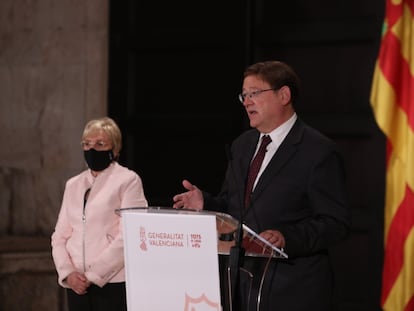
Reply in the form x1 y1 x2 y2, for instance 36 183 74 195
0 1 108 310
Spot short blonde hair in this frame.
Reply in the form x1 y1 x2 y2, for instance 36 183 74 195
82 117 122 157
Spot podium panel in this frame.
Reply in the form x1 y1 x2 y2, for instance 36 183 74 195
120 207 222 311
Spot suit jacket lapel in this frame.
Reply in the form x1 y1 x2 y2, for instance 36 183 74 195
236 131 260 196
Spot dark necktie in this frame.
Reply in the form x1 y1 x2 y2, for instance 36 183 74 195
244 135 272 208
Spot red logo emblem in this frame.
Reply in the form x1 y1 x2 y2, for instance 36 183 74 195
139 226 147 251
184 293 220 311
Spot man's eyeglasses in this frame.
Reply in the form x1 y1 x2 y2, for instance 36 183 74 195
81 140 110 150
238 88 278 104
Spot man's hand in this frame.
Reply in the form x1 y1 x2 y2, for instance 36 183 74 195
172 179 204 210
260 230 286 248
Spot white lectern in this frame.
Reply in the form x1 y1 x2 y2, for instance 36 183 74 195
118 207 288 311
119 207 222 311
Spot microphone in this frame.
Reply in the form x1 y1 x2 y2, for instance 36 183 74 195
224 144 245 221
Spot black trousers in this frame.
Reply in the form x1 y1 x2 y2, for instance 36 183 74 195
66 282 127 311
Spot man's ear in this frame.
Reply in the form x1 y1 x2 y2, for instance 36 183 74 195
279 85 291 105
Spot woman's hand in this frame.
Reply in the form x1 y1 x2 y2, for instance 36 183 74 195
66 271 91 295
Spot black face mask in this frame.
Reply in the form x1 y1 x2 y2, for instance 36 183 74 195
83 149 114 171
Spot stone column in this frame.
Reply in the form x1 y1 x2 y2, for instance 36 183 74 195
0 1 108 309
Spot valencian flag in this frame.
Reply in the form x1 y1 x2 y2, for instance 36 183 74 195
370 0 414 310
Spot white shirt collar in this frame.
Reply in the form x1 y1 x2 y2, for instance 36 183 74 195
261 113 297 145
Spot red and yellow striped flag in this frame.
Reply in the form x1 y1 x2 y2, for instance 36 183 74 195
370 0 414 310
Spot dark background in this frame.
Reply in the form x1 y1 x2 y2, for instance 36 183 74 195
108 1 386 310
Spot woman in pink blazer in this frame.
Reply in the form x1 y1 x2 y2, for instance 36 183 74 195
51 117 148 311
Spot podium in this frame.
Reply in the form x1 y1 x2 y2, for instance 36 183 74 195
118 207 287 311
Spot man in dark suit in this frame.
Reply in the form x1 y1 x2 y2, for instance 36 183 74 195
173 60 351 311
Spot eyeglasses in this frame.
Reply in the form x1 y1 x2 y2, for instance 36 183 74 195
238 88 278 104
81 140 110 150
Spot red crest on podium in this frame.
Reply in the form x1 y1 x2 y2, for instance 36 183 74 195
184 293 220 311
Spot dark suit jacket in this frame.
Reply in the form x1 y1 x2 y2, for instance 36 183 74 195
204 118 351 311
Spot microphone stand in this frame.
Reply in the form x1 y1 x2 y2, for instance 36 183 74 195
225 145 246 311
229 220 245 310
